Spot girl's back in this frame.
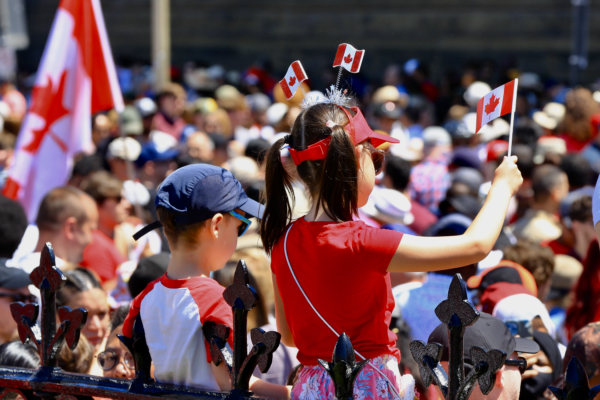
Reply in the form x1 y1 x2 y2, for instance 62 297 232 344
271 217 402 365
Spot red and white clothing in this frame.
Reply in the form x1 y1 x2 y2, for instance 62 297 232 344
271 217 403 366
123 274 233 390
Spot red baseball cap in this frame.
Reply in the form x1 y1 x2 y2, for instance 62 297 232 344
467 260 538 298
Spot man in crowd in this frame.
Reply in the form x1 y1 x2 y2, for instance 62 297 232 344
384 155 438 235
15 187 98 273
428 313 540 400
503 240 555 301
152 83 187 140
81 171 129 286
510 164 569 244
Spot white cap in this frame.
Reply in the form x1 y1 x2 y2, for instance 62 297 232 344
266 103 289 126
149 130 178 153
422 126 451 147
492 293 557 338
107 137 142 161
361 188 414 226
223 156 259 188
464 82 492 108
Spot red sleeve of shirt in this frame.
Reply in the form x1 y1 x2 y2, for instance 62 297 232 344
354 225 403 275
81 230 127 282
122 277 161 338
189 279 234 363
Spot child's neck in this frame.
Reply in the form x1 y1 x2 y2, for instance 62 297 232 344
305 203 335 222
166 245 214 280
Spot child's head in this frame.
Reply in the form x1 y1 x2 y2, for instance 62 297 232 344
135 164 264 268
261 102 399 254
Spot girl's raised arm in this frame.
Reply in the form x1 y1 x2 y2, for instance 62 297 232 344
389 156 523 272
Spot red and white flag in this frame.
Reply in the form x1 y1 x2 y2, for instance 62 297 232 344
333 43 365 73
3 0 123 220
279 61 307 100
475 80 517 134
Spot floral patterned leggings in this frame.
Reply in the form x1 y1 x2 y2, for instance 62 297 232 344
291 354 419 400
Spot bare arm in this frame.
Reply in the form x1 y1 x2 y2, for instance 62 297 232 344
211 362 232 391
250 376 292 399
272 273 295 347
389 156 522 272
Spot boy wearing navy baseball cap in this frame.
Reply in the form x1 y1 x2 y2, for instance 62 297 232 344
123 164 288 397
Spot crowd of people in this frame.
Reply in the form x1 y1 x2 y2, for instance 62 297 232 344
0 57 599 400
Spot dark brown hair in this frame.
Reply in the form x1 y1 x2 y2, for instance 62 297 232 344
558 88 600 142
261 103 369 254
80 171 123 206
36 187 89 233
502 240 555 287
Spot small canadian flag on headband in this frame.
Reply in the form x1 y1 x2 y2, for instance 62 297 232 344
333 43 365 73
280 61 307 100
476 79 517 134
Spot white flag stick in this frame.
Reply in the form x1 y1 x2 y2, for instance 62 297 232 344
507 78 519 157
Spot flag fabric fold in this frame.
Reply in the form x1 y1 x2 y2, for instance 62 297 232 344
279 61 307 100
3 0 123 221
332 43 365 73
475 80 516 134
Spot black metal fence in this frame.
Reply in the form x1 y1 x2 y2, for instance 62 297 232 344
0 243 598 399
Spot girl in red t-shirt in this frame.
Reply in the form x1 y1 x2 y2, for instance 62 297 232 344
260 102 522 400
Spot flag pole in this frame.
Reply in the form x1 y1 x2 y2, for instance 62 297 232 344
507 78 519 157
335 66 343 89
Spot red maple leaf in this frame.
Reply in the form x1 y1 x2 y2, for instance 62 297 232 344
484 94 500 115
344 54 353 64
288 76 296 86
23 71 70 154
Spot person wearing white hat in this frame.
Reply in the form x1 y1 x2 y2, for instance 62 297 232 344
493 293 557 340
107 137 150 207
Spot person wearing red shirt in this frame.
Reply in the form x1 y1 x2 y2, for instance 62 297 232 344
261 100 523 400
81 172 131 287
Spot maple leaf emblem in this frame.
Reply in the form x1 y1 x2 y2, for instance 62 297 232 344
288 76 296 86
344 54 353 64
23 71 70 154
485 94 500 115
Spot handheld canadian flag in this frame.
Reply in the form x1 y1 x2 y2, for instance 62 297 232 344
280 61 308 100
333 44 365 73
3 0 123 221
476 79 519 156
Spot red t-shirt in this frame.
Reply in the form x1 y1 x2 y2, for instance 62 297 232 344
271 217 403 366
81 230 126 283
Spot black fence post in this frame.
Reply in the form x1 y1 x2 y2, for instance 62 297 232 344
410 274 507 400
205 260 281 395
317 333 368 400
548 357 600 399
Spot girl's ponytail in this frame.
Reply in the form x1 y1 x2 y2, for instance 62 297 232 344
315 124 358 222
260 137 295 255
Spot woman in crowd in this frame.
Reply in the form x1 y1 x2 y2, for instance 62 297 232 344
97 305 135 380
56 268 111 376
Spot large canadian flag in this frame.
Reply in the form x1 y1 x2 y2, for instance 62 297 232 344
3 0 123 220
333 43 365 73
475 80 516 134
279 61 307 100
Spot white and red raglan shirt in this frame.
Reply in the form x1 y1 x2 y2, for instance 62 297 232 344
122 274 233 390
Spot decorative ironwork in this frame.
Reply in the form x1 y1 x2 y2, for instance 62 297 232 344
10 243 87 368
409 274 507 400
203 260 282 395
317 333 368 400
548 357 600 400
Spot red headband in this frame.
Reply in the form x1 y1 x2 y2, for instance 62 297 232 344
287 106 399 166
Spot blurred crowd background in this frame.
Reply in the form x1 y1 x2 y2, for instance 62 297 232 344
0 1 599 399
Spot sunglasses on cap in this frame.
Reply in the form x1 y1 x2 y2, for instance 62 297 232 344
505 357 528 374
229 210 252 237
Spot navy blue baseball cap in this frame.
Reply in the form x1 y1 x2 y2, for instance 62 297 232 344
133 164 264 240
